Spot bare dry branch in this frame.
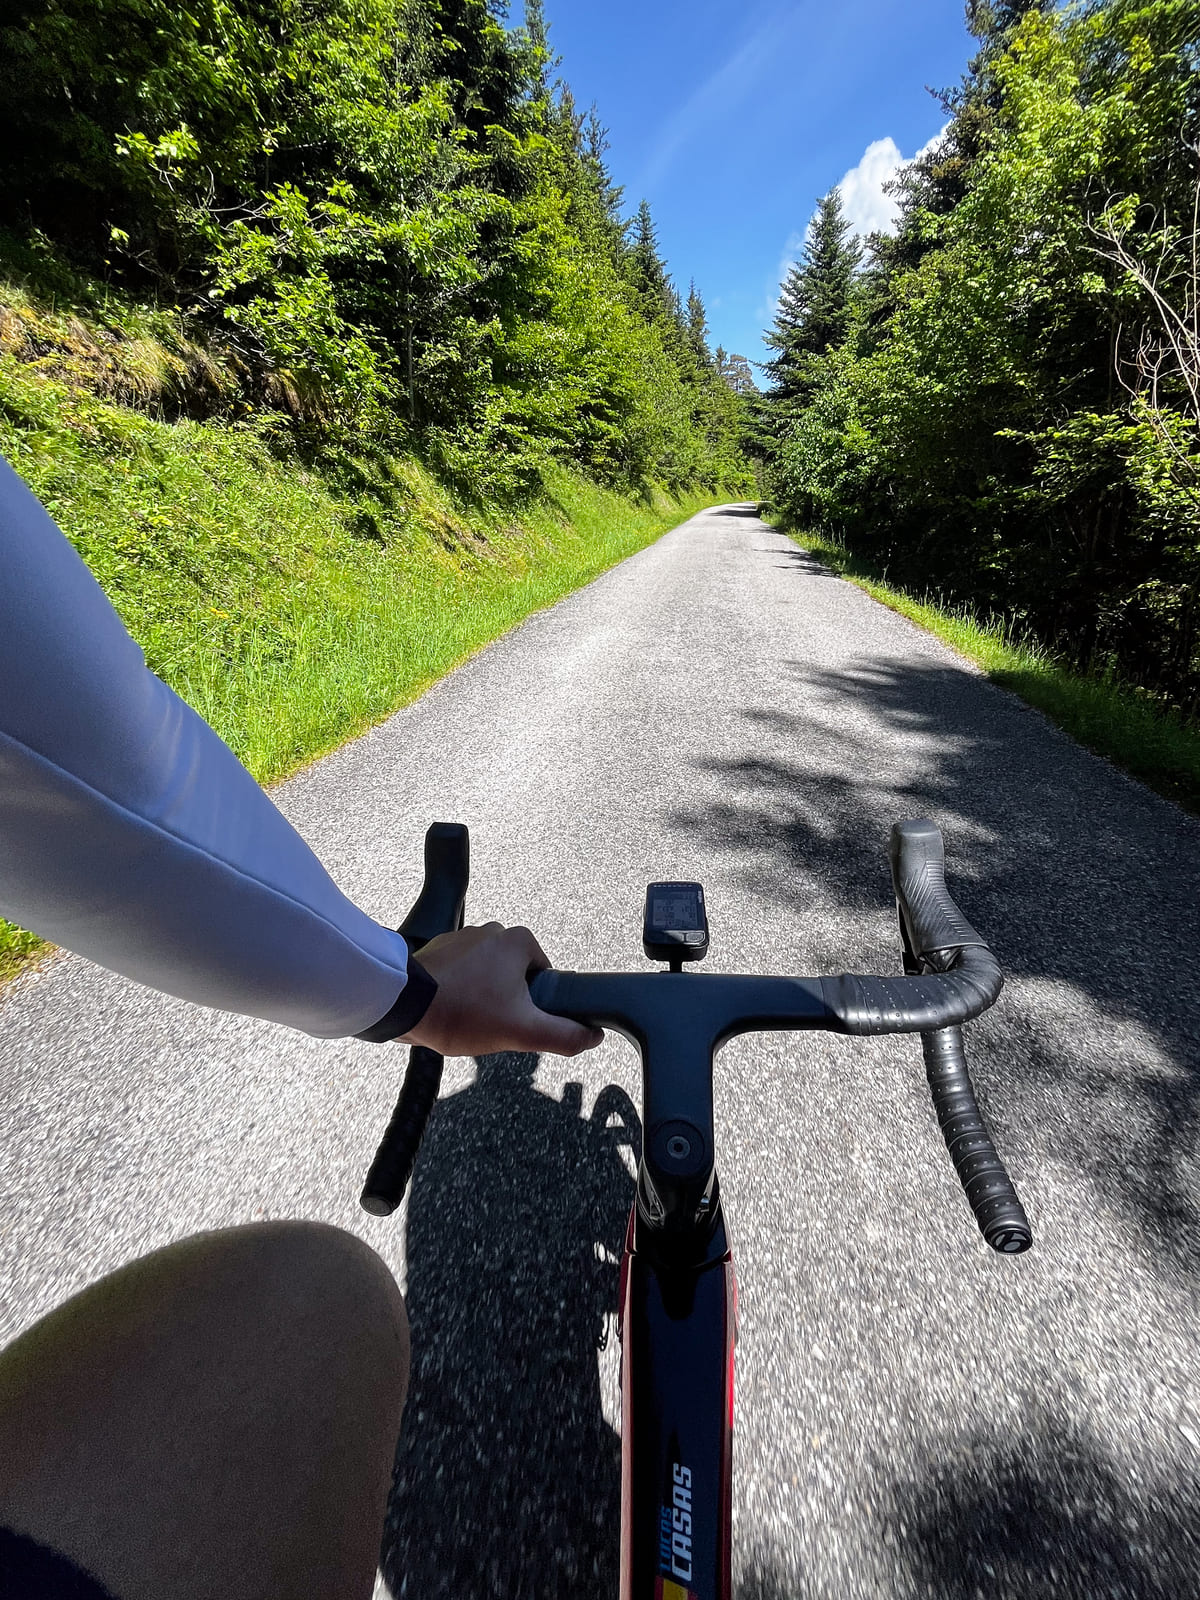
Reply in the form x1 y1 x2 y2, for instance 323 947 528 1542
1086 143 1200 492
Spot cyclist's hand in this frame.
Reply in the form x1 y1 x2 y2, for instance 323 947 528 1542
399 922 605 1058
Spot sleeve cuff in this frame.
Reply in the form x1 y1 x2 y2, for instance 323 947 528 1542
354 957 439 1043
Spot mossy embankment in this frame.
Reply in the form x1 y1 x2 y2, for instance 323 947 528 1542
0 273 721 981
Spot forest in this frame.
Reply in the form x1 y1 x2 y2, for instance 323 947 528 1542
0 0 758 975
756 0 1200 724
0 0 747 499
2 0 1198 752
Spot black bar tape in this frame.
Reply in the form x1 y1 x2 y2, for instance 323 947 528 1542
360 1046 444 1217
822 822 1003 1033
359 821 469 1218
820 945 1002 1034
923 1025 1031 1254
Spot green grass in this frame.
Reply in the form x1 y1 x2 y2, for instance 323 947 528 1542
779 522 1200 816
0 356 719 981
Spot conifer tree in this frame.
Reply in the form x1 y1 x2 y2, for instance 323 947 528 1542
628 199 671 314
765 186 861 405
717 351 757 396
522 0 558 95
686 280 712 366
583 109 623 217
524 0 549 53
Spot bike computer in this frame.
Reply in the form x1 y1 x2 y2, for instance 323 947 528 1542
643 881 709 965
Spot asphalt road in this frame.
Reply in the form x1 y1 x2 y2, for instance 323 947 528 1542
3 503 1199 1599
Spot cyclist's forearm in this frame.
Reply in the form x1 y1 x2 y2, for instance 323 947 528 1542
0 455 411 1038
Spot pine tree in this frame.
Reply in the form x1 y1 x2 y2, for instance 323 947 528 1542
579 107 625 247
686 280 712 366
966 0 1049 43
524 0 549 53
628 199 670 312
717 351 757 396
522 0 558 96
623 201 696 381
765 186 861 404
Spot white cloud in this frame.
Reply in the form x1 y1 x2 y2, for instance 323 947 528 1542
763 126 948 330
837 125 948 240
838 136 906 237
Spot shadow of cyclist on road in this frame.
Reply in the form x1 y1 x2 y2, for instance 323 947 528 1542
380 1051 640 1599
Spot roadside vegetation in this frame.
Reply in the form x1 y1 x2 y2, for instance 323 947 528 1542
0 282 717 980
751 0 1200 805
0 0 748 497
777 525 1200 814
0 0 752 979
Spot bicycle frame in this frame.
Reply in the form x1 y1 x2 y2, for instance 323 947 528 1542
593 971 759 1600
363 819 1031 1598
618 1188 736 1600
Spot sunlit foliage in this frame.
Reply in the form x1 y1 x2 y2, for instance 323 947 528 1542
760 0 1200 717
0 0 749 497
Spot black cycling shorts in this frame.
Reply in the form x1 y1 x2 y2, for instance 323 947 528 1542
0 1528 116 1598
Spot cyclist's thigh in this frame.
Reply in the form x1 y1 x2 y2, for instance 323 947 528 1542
0 1221 409 1600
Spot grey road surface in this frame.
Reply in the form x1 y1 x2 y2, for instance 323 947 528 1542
3 504 1200 1599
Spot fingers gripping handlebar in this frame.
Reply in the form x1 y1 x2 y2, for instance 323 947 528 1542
359 823 469 1217
357 818 1031 1254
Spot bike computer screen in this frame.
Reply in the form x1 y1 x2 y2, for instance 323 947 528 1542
643 881 709 964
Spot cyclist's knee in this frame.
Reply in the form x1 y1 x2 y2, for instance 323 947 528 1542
170 1218 409 1368
0 1219 408 1405
198 1218 403 1304
0 1223 409 1600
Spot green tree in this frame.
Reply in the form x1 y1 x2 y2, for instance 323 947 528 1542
521 0 557 96
0 0 749 499
686 281 712 366
767 0 1200 714
627 200 671 317
717 350 757 397
764 187 861 407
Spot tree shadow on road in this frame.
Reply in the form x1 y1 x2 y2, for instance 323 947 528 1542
379 1055 640 1598
731 1417 1200 1599
887 1413 1200 1599
667 647 1200 1279
768 545 841 576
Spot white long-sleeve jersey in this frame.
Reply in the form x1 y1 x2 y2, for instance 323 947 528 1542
0 453 412 1038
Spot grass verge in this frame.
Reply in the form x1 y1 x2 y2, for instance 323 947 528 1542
778 523 1200 817
0 362 719 981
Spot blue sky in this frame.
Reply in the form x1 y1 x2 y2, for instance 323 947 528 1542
510 1 977 370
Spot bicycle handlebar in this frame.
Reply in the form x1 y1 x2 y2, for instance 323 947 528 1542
359 822 468 1217
360 819 1031 1253
887 818 1031 1252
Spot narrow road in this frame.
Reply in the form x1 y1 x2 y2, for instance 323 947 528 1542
3 504 1198 1598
